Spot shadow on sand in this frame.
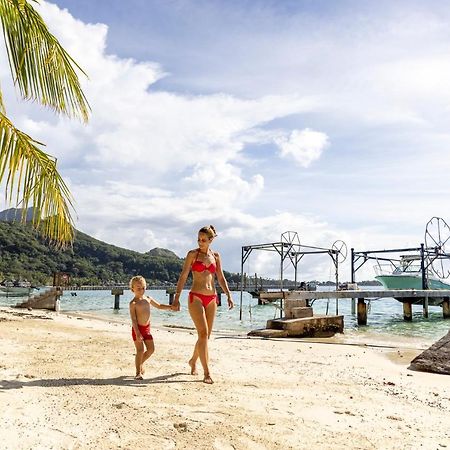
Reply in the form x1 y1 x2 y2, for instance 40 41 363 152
0 371 200 390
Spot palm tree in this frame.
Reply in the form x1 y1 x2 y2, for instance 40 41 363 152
0 0 90 247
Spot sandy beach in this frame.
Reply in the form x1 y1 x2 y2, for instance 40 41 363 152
1 306 449 450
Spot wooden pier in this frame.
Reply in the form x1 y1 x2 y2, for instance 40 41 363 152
258 289 450 325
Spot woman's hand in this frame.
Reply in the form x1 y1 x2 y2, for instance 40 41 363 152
171 301 180 311
227 295 234 310
172 295 181 311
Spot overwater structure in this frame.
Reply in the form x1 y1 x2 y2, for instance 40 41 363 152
238 231 348 320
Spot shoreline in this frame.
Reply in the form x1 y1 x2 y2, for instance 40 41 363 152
1 306 450 449
59 306 441 349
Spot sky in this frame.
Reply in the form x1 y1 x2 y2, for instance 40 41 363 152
2 0 450 281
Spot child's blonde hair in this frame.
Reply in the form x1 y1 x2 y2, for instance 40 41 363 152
130 275 146 290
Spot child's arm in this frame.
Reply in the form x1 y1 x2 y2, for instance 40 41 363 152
147 296 172 311
129 300 143 341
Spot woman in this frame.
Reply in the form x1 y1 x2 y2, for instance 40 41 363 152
173 225 234 384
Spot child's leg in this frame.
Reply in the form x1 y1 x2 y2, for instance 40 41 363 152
140 339 155 373
134 340 145 379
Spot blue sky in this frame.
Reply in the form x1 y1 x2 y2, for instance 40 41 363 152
2 0 450 280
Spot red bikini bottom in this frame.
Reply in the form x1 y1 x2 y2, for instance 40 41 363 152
189 291 218 308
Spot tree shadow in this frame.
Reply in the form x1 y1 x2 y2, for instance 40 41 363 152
0 371 200 390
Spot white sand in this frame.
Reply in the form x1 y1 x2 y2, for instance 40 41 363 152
1 306 449 450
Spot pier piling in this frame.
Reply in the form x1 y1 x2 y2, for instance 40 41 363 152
357 298 367 325
403 302 412 321
166 288 175 305
423 296 429 318
443 297 450 319
111 288 124 310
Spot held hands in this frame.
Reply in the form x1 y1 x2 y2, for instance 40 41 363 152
171 296 181 312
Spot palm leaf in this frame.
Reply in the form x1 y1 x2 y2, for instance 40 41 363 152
0 110 75 247
0 85 5 113
0 0 90 121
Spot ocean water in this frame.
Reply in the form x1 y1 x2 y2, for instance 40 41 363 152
2 286 448 342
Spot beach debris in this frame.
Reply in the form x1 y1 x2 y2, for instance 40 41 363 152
409 330 450 375
334 410 356 416
112 402 127 409
173 422 188 432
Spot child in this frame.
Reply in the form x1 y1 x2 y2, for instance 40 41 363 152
129 275 174 379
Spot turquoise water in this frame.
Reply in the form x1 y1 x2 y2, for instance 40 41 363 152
2 286 449 341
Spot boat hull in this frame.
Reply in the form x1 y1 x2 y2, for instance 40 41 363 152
375 275 450 305
375 274 450 290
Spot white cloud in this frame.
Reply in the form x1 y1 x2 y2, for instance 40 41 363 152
19 2 331 268
3 0 450 282
275 128 329 167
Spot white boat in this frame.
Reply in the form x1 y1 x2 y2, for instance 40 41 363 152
374 255 450 305
0 280 34 297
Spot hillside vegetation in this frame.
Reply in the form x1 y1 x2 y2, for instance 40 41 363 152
0 221 185 286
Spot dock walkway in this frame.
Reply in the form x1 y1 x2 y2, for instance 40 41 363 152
258 289 450 324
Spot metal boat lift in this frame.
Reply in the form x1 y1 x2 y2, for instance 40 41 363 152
351 244 429 288
350 217 450 288
239 231 347 319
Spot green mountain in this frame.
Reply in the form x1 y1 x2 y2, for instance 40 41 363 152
0 213 185 286
146 248 179 259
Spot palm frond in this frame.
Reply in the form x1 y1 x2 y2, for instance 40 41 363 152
0 0 90 122
0 85 5 114
0 110 75 247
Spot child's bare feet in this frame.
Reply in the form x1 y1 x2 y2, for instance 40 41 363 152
203 374 213 384
188 358 198 375
135 373 143 380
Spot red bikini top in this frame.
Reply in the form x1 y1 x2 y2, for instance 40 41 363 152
191 250 216 274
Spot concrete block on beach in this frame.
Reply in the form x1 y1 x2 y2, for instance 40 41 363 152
409 330 450 375
290 306 313 319
249 314 344 338
284 298 308 319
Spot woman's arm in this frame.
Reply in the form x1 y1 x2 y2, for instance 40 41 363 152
215 252 234 309
172 251 195 311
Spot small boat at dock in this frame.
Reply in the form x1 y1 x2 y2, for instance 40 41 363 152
374 255 450 305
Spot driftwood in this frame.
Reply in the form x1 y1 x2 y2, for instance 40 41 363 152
409 330 450 375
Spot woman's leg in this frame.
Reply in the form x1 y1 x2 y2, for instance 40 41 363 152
202 300 217 384
188 341 199 375
188 297 217 383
